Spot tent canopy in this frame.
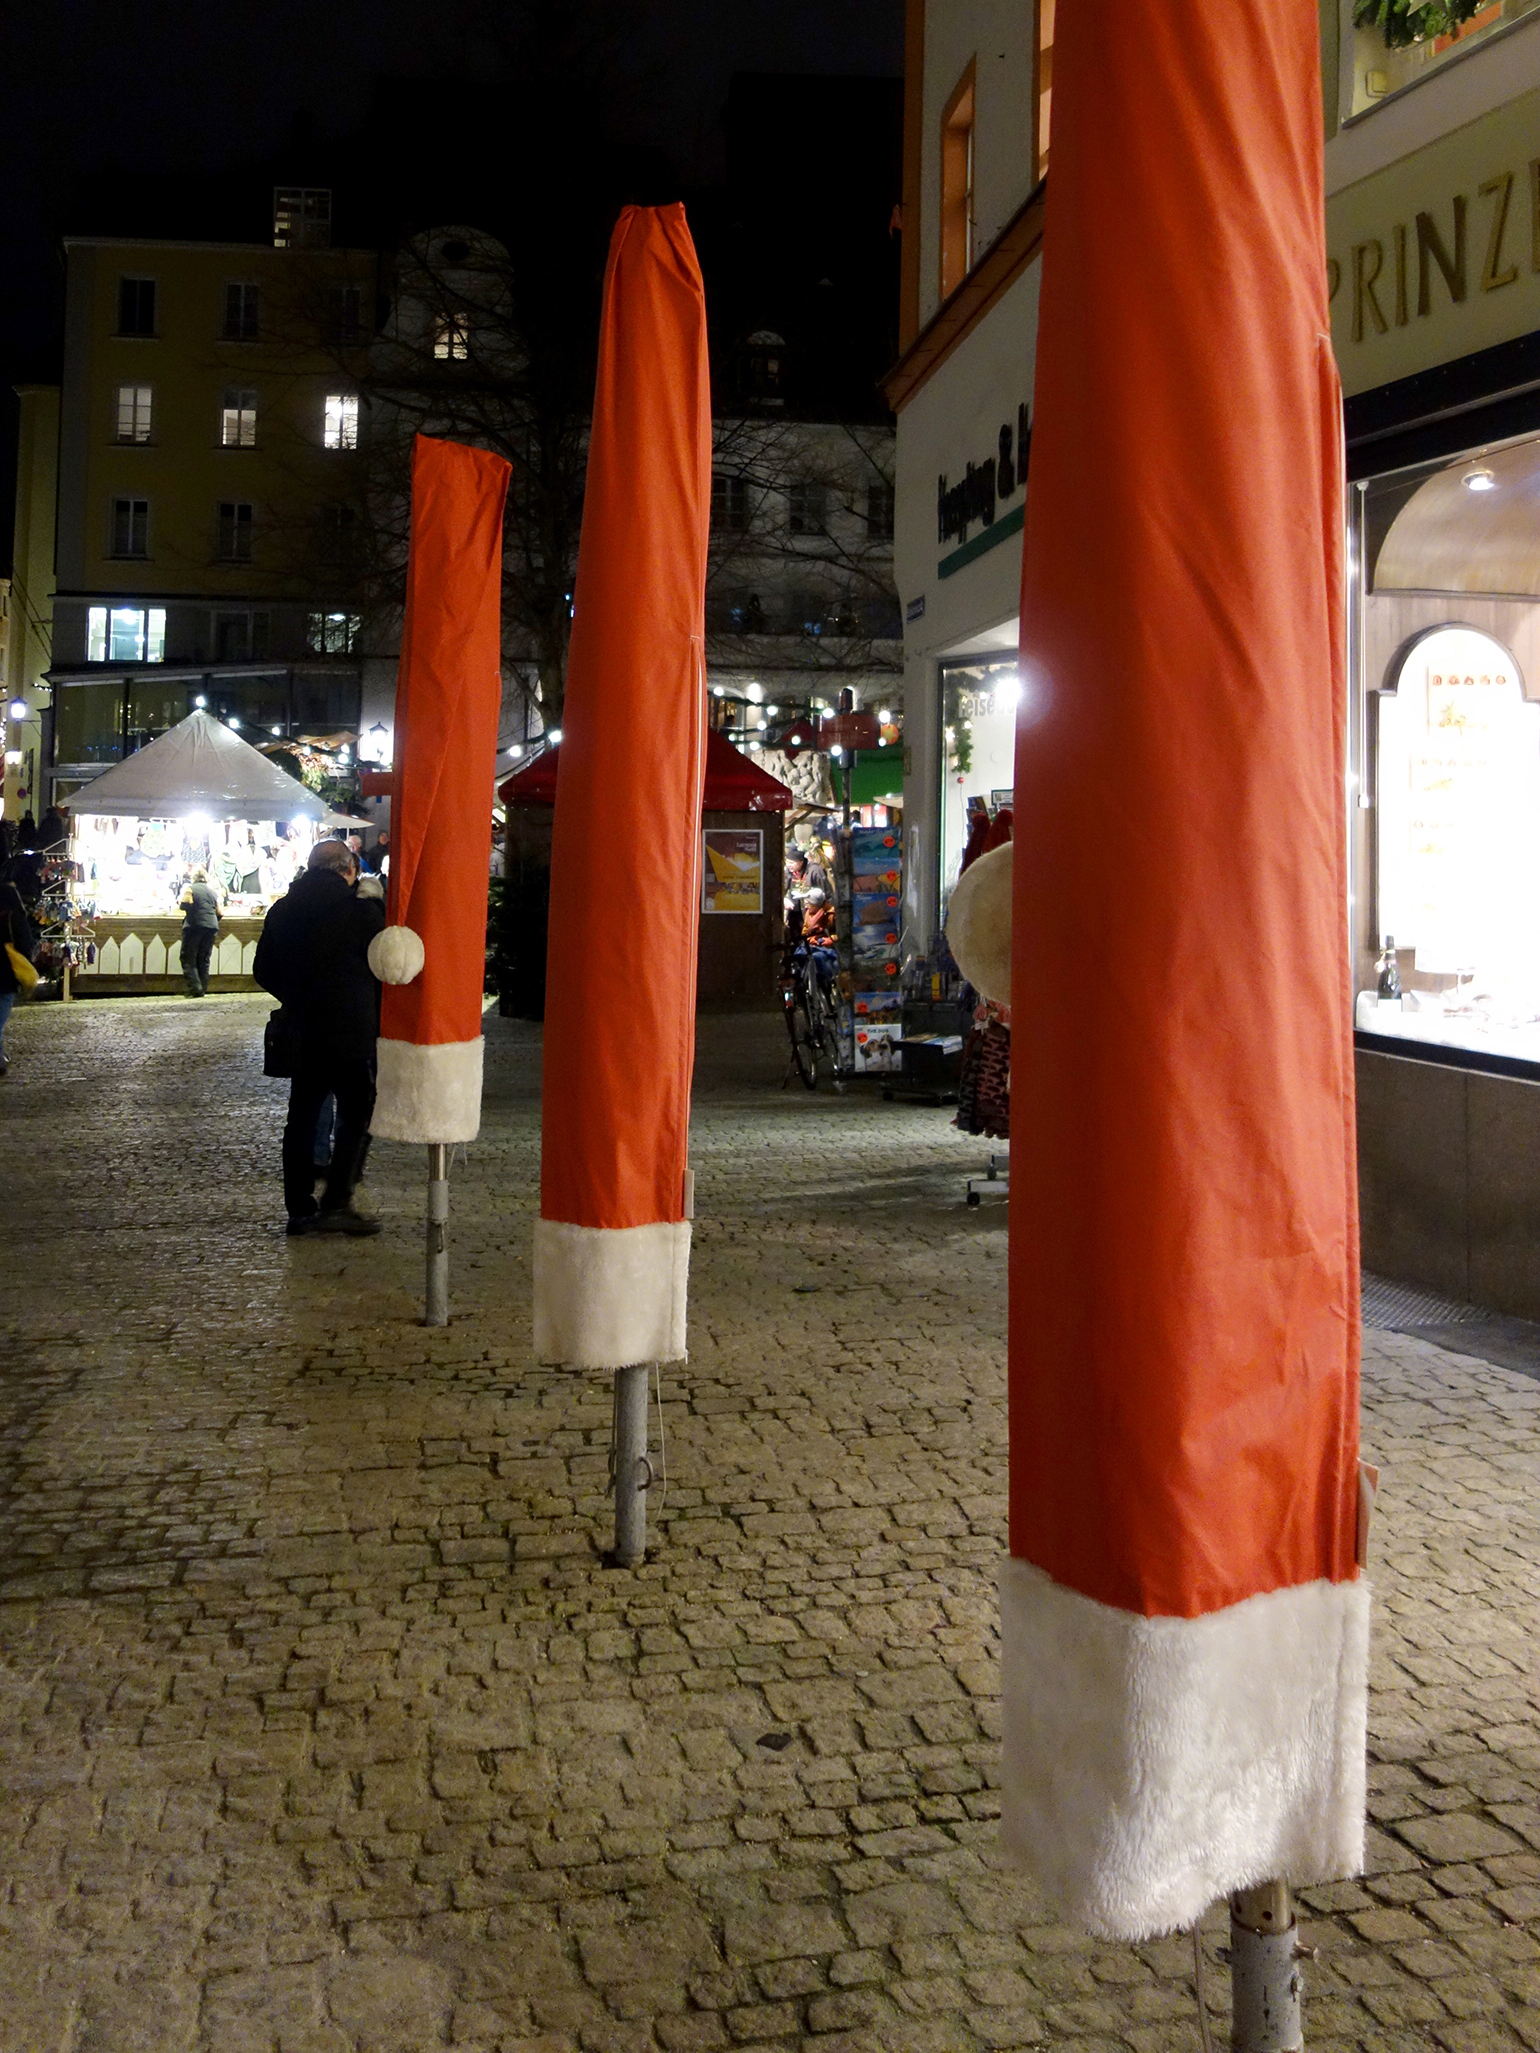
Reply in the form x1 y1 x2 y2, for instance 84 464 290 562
66 710 336 821
501 725 792 811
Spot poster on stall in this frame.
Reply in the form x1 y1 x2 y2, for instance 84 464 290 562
702 828 763 914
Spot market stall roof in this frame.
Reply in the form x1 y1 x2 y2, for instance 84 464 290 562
499 726 793 811
66 710 336 821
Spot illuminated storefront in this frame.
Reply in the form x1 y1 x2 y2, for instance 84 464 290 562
1353 452 1540 1068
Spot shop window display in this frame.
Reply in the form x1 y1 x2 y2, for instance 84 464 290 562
939 657 1018 914
1355 432 1540 1063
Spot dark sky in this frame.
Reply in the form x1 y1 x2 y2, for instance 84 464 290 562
0 0 904 563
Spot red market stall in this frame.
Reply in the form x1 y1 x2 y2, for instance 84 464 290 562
498 727 792 1013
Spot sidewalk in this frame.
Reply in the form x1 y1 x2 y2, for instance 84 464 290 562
0 996 1535 2052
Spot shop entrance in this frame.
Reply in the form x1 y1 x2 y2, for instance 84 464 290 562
938 656 1018 918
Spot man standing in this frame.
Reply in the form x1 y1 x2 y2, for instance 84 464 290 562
254 839 385 1237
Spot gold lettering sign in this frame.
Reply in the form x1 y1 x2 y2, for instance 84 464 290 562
1329 160 1540 341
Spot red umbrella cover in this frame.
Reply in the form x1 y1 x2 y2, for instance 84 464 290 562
535 206 712 1367
371 434 511 1142
1002 0 1367 1937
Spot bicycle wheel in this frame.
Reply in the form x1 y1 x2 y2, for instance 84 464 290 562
783 986 817 1089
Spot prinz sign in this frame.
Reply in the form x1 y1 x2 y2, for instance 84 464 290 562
937 403 1031 546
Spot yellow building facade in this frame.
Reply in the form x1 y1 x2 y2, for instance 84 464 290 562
47 215 379 796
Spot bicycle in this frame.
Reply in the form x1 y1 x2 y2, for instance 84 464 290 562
780 937 839 1089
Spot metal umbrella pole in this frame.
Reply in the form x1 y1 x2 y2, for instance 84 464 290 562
1229 1879 1304 2051
610 1363 652 1566
425 1143 450 1327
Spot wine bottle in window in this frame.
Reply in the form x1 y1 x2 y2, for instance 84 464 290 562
1376 936 1402 1003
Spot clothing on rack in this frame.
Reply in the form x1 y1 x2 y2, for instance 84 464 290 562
955 999 1010 1138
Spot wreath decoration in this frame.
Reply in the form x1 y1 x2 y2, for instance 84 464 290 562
1353 0 1489 50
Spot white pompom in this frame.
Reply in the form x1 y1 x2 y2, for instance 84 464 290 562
945 842 1012 1003
368 924 425 986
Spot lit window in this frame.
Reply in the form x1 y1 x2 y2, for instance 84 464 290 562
273 187 331 249
217 501 254 561
117 278 156 337
711 476 751 533
221 389 258 447
115 384 153 443
323 394 358 449
86 605 165 663
434 313 470 360
111 497 149 558
306 611 361 654
940 64 976 299
223 283 260 339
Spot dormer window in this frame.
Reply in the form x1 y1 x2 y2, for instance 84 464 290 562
273 187 332 248
739 330 786 407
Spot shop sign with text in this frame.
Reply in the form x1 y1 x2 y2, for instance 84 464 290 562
1328 83 1540 394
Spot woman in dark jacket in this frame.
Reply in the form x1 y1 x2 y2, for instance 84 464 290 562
0 880 37 1076
177 866 223 997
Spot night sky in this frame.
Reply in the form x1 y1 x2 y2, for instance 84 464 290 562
0 0 904 564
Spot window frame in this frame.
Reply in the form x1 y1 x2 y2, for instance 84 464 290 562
116 277 157 339
110 496 150 560
86 605 166 665
216 500 255 563
273 187 332 249
787 481 829 538
114 383 153 444
865 480 896 541
222 281 261 341
711 474 752 534
939 59 977 303
322 393 359 450
433 312 470 361
305 610 362 655
220 388 259 449
328 282 364 344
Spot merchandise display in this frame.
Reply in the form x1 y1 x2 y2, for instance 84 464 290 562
833 824 904 1077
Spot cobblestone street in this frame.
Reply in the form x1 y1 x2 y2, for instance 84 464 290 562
0 994 1536 2053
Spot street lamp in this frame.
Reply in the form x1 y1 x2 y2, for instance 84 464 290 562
8 697 27 722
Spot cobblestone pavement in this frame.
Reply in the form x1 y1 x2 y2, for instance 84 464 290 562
0 994 1536 2053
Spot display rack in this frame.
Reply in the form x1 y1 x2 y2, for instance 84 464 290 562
833 823 904 1081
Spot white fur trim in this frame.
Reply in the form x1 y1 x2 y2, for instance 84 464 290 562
368 924 425 985
371 1035 483 1143
1000 1557 1369 1941
945 843 1012 1003
534 1218 690 1368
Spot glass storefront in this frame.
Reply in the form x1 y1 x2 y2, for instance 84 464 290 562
939 657 1018 914
1353 431 1540 1064
54 670 363 771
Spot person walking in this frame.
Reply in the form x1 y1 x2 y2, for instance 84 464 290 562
177 866 222 996
253 838 386 1237
0 880 37 1076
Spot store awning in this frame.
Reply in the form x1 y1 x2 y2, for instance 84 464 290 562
500 725 793 811
64 709 334 821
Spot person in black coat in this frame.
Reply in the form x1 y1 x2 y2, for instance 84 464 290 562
0 881 37 1076
177 866 223 996
254 838 386 1236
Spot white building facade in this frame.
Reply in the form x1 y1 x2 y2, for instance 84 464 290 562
891 0 1540 1318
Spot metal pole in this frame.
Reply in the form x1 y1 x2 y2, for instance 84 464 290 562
611 1362 651 1567
1229 1879 1304 2051
425 1143 449 1327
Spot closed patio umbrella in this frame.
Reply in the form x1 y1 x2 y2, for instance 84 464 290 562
534 204 712 1566
1001 0 1368 2031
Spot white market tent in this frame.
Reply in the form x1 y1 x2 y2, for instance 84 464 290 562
67 710 342 822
